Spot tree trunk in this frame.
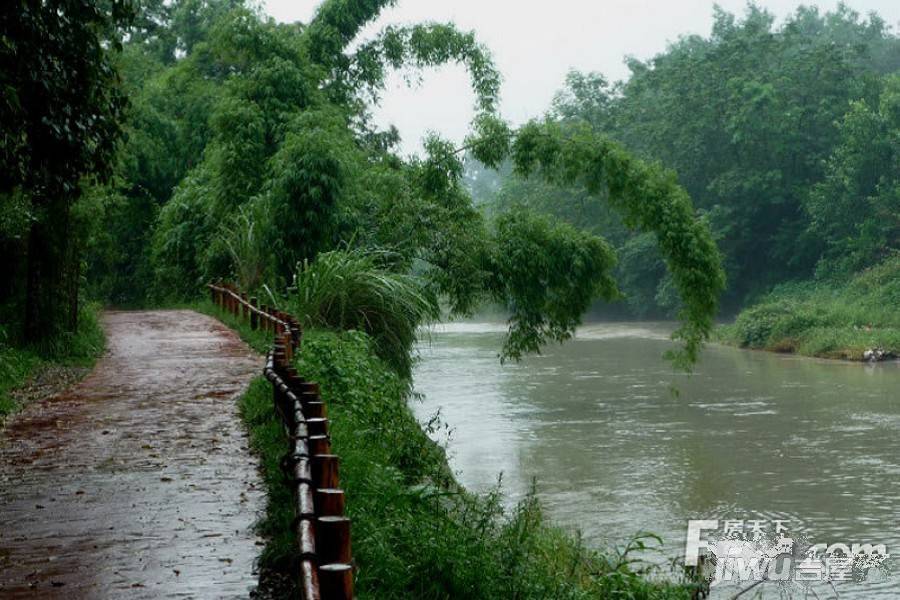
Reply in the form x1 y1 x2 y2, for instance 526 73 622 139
24 197 75 345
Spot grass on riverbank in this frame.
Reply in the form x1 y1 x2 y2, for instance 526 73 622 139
717 255 900 359
198 299 697 599
0 303 105 421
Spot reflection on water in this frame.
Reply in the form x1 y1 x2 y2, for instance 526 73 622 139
413 322 900 597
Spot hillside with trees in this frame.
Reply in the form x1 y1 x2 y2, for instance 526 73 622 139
472 4 899 333
3 0 724 370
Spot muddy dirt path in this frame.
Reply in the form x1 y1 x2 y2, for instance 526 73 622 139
0 310 265 598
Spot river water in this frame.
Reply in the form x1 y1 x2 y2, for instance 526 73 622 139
412 321 900 597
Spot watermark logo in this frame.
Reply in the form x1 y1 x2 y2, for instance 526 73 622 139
685 519 889 591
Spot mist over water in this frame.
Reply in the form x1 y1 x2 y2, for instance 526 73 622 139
413 321 900 596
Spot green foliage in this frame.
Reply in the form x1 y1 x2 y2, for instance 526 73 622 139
412 119 725 367
0 189 32 242
0 302 105 420
207 95 267 211
0 0 133 196
1 0 134 342
806 75 900 276
468 114 511 168
615 4 898 302
485 4 900 316
725 301 820 349
551 71 615 127
419 135 465 197
120 0 507 310
0 346 40 420
102 0 723 375
719 254 900 359
352 23 501 113
288 249 439 377
264 109 357 275
214 200 274 292
150 167 216 300
467 120 726 367
125 0 246 64
466 148 672 322
616 233 670 317
462 4 900 356
82 184 157 307
35 301 106 362
486 211 619 360
304 0 397 68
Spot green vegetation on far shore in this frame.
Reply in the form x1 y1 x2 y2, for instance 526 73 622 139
0 303 106 421
717 255 900 360
200 301 698 599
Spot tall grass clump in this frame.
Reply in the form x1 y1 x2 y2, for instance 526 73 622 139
213 200 273 293
289 249 439 377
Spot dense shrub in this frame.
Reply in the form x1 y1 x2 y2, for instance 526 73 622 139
719 254 900 358
728 302 820 349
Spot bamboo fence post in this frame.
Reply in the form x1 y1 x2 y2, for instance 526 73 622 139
316 516 351 563
312 454 340 489
315 489 345 516
308 434 331 456
306 418 328 437
318 564 353 600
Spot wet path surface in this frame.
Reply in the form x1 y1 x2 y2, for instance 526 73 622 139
0 310 264 598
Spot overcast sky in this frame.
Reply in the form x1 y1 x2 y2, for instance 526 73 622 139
264 0 900 156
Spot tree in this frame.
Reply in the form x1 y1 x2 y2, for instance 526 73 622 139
0 0 133 343
477 5 900 315
125 0 725 366
807 75 900 276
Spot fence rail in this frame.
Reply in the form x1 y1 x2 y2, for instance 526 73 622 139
208 283 354 600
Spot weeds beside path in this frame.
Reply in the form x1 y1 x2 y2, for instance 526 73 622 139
0 303 105 424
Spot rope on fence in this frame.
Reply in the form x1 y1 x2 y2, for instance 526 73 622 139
208 283 354 600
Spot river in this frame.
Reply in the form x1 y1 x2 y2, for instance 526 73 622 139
412 321 900 597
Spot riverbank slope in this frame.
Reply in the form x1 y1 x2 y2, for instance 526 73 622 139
200 300 698 599
717 255 900 360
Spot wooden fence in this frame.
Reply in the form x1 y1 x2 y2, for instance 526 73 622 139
208 283 354 600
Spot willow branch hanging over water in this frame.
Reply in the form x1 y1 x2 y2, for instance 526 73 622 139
450 116 727 369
